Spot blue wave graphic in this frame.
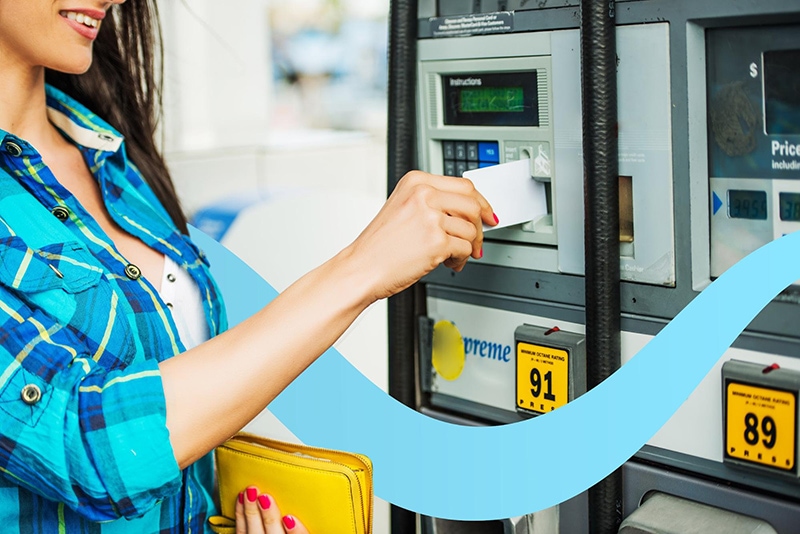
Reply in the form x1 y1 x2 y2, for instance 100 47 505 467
191 227 800 520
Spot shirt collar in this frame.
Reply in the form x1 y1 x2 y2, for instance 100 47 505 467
44 84 124 153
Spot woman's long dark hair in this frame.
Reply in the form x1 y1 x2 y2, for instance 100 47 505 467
46 0 188 234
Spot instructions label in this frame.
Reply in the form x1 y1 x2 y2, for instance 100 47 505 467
725 381 797 472
516 342 569 414
430 12 514 38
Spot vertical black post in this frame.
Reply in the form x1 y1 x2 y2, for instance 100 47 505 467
580 0 622 533
387 0 418 532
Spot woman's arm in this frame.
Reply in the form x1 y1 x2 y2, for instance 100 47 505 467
160 171 495 468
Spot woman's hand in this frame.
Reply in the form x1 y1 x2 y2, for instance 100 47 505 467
236 486 309 534
343 171 497 302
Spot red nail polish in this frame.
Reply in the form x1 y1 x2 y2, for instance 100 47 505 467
238 492 244 504
493 213 499 224
479 248 483 259
283 515 296 529
246 487 257 502
258 494 270 509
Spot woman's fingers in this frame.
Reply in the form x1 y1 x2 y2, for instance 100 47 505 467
245 487 271 534
236 487 290 534
429 190 483 241
235 491 247 534
257 493 289 534
440 214 481 260
402 172 496 227
281 514 310 533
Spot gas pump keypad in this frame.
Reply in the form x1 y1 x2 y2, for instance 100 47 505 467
442 140 499 177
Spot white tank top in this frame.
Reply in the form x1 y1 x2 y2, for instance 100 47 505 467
157 255 210 350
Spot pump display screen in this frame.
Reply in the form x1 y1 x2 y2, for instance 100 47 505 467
764 49 800 135
729 190 767 220
460 87 524 113
443 71 539 127
779 192 800 221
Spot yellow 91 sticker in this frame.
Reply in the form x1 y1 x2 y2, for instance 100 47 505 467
725 381 797 471
516 342 569 414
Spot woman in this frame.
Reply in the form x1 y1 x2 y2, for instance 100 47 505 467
0 0 495 533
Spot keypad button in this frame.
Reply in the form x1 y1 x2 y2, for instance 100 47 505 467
467 142 479 161
456 161 468 177
455 142 467 160
124 264 142 281
51 206 70 222
467 161 479 171
478 142 500 163
444 160 457 177
21 384 42 405
443 141 455 160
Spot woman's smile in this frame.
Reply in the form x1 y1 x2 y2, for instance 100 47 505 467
59 8 105 40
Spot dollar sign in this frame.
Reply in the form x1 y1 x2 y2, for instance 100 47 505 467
750 63 758 78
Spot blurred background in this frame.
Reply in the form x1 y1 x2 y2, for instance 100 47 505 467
159 0 391 530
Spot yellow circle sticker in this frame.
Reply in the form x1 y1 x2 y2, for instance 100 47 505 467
432 321 466 381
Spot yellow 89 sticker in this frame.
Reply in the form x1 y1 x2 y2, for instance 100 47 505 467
725 381 797 471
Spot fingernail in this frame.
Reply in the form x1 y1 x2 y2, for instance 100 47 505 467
246 487 257 502
283 515 296 529
479 248 483 259
493 213 499 224
238 492 244 504
258 494 270 509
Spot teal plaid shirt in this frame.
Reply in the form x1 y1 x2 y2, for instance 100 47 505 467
0 85 227 533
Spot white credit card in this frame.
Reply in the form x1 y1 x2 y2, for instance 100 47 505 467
463 159 548 230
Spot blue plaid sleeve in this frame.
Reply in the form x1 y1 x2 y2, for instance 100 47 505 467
0 285 182 521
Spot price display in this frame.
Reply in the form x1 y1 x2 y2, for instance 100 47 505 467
779 192 800 222
725 381 796 471
516 341 569 414
728 190 767 220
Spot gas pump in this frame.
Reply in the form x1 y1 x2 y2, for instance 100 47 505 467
387 1 800 533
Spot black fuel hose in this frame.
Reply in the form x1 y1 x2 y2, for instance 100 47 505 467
387 0 419 532
580 0 622 533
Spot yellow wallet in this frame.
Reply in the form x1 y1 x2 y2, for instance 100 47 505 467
208 433 373 534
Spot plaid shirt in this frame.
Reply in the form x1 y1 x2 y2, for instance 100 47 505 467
0 85 227 533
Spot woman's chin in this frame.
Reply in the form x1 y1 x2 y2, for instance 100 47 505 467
49 54 94 76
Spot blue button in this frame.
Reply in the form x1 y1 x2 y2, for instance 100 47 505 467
478 142 500 163
479 162 497 169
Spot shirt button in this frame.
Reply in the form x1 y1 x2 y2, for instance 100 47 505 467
166 273 176 283
51 206 70 222
4 141 22 157
20 384 42 405
165 302 173 309
124 264 141 280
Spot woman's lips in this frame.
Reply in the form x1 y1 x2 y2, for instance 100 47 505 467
59 9 104 40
